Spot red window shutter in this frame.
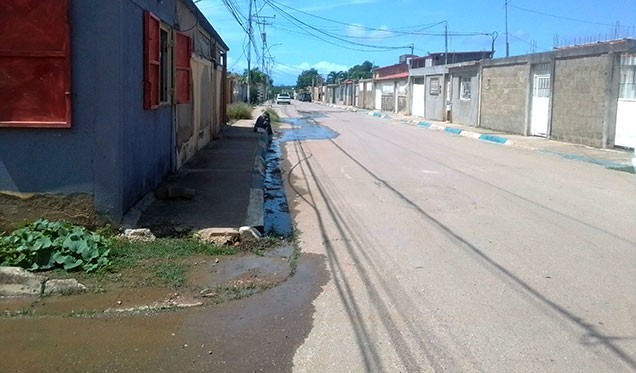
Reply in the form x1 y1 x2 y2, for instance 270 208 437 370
0 0 71 128
175 32 192 104
144 11 160 110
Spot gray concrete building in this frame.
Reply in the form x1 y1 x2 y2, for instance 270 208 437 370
480 39 636 148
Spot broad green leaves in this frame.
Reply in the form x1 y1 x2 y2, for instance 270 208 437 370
0 219 111 273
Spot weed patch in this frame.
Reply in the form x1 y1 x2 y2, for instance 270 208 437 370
227 103 253 121
154 262 188 288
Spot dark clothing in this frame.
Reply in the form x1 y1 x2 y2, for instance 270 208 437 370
253 114 273 135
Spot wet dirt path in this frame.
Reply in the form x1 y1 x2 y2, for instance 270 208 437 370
0 254 327 372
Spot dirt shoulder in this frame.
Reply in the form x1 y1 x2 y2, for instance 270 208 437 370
1 238 298 318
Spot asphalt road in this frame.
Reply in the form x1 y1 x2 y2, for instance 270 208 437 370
281 102 636 372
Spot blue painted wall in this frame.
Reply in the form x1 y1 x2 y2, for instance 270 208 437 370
0 0 177 222
119 0 174 212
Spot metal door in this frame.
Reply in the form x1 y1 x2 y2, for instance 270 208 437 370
615 54 636 148
375 87 382 110
531 74 550 137
412 77 425 117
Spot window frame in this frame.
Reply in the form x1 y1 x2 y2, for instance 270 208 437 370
159 25 173 106
144 11 173 110
459 76 472 101
619 54 636 100
429 77 440 95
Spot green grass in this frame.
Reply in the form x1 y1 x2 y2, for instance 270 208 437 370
107 237 237 270
227 102 253 121
154 262 187 288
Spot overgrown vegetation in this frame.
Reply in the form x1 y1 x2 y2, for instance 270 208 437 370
265 108 280 124
0 219 110 272
227 102 253 121
153 262 188 288
107 237 237 270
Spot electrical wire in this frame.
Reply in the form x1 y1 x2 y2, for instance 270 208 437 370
508 4 624 27
264 1 415 51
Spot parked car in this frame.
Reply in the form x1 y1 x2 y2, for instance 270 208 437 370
299 92 312 102
276 93 291 105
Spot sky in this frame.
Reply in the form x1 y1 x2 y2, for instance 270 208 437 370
196 0 636 86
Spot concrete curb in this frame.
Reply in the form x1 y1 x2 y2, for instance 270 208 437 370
244 133 268 232
409 120 511 145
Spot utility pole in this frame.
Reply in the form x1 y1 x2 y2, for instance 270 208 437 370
505 0 510 57
247 0 253 103
256 15 274 103
444 21 448 64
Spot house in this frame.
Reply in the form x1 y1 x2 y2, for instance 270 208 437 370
356 79 374 109
0 0 228 231
480 39 636 148
409 51 493 122
374 56 411 114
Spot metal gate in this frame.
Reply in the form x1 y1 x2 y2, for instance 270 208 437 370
530 65 551 137
412 77 425 117
616 54 636 148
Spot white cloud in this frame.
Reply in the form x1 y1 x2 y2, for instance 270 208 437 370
369 25 392 39
346 24 367 38
297 61 351 74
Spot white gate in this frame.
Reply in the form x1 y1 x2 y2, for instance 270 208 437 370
375 87 382 110
412 78 425 117
616 54 636 148
531 73 550 136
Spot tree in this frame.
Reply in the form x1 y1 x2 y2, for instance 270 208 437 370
348 61 375 80
241 68 272 104
326 71 338 84
296 68 321 90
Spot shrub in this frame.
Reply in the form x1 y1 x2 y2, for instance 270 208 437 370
227 102 253 121
265 108 280 124
0 219 110 273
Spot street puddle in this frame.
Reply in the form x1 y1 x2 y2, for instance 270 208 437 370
264 117 339 237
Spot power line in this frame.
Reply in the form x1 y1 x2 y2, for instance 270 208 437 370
265 1 417 51
221 0 248 33
508 4 617 27
267 0 447 35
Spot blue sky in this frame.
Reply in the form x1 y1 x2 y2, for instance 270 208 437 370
197 0 636 86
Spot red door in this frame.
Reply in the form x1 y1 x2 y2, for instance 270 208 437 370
0 0 71 128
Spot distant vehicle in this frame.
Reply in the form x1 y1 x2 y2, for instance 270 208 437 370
299 93 312 102
276 93 291 105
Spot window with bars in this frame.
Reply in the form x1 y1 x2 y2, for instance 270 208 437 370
533 75 550 98
429 77 440 95
619 54 636 100
460 76 471 100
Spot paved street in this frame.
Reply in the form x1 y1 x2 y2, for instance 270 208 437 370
282 103 636 372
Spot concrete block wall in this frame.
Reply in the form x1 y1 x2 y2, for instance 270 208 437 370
480 64 529 134
551 55 609 147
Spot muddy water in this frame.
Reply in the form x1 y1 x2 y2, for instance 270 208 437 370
264 116 338 237
0 254 327 372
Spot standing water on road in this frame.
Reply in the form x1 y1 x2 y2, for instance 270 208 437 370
263 116 339 236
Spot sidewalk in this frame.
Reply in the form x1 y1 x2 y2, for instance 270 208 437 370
328 103 635 172
128 119 267 236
